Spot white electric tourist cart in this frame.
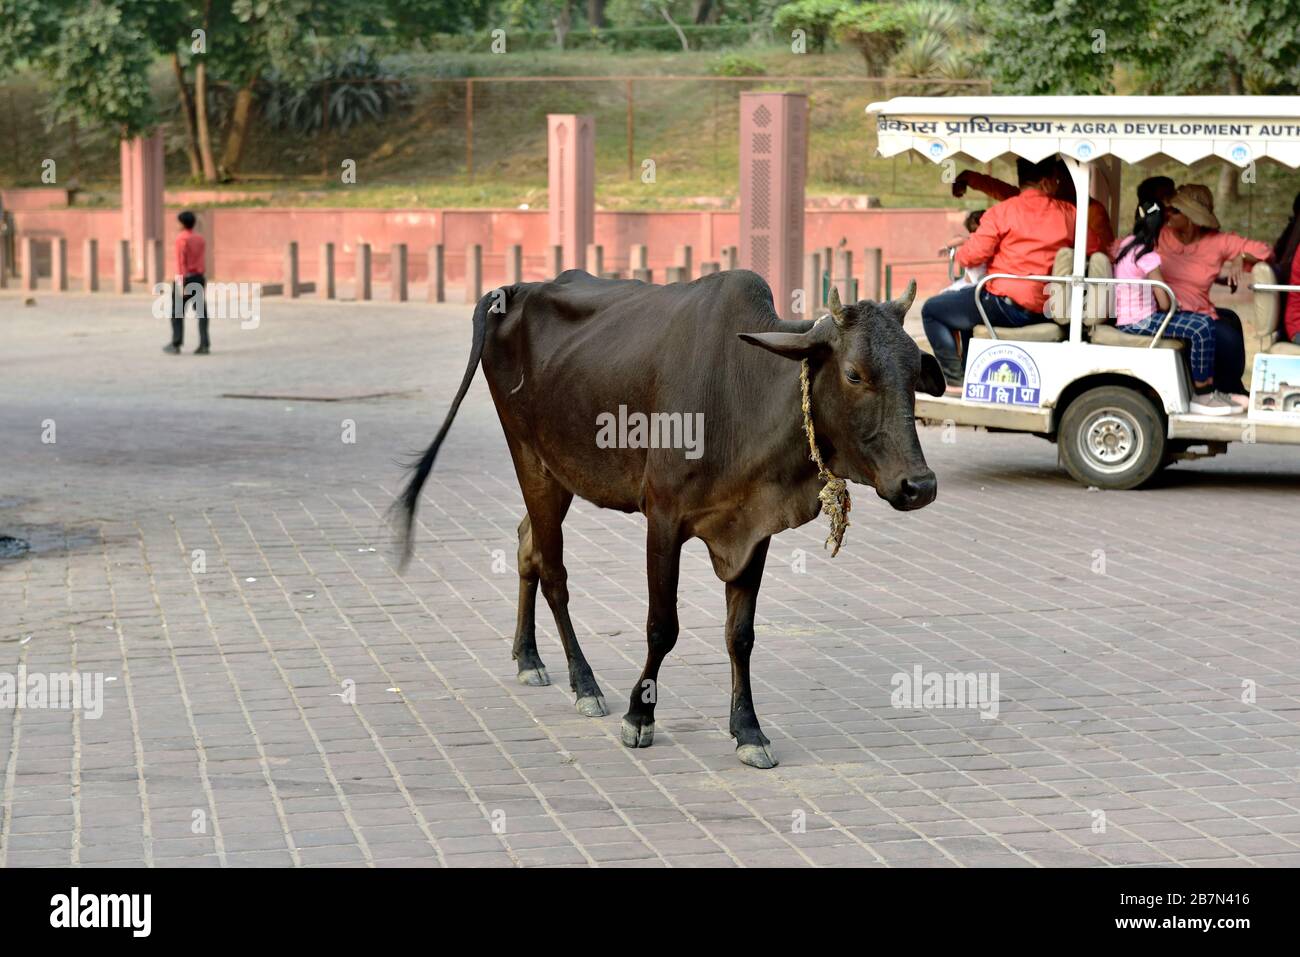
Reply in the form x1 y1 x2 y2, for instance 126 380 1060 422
867 96 1300 488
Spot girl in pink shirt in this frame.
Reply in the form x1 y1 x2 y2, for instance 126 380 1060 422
1112 203 1235 415
1156 185 1272 395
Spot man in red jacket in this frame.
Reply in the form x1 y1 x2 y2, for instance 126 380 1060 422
164 210 209 355
921 156 1102 388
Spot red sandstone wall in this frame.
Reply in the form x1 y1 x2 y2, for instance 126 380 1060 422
10 205 967 300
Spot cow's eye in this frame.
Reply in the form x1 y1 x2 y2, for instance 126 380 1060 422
844 368 862 385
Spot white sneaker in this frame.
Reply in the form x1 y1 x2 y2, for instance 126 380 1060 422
1189 392 1235 416
1226 392 1249 409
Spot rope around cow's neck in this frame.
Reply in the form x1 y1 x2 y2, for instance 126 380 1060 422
799 358 851 557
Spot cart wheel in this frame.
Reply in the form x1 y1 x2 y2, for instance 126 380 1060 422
1059 386 1166 490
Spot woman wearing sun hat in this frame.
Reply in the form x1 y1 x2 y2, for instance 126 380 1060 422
1156 184 1273 398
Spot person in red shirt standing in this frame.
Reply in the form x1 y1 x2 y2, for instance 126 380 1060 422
164 210 209 355
921 156 1102 388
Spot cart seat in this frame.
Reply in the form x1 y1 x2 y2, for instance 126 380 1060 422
1089 323 1185 350
971 322 1065 341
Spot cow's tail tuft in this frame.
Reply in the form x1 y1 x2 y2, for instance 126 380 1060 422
391 290 495 570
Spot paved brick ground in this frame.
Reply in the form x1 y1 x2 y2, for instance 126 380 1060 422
3 291 1299 868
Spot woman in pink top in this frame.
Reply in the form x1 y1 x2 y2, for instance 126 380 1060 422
1112 203 1236 415
1271 192 1300 345
1157 184 1273 394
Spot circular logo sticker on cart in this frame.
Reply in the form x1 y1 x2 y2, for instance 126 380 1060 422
1229 142 1251 164
928 140 945 158
1074 140 1095 159
964 343 1042 407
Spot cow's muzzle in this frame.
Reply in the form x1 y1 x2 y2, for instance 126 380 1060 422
881 469 937 511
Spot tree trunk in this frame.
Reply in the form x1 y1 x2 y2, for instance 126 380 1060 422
587 0 606 28
219 73 259 177
659 5 689 50
171 52 202 180
195 61 218 182
692 0 714 24
554 0 571 49
1217 65 1245 210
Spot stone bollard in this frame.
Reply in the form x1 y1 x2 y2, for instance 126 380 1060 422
675 244 693 280
804 252 821 315
391 243 408 302
145 238 164 291
51 238 68 293
721 246 738 271
863 247 883 301
665 266 686 284
319 243 336 299
834 248 853 302
466 243 483 302
358 243 372 300
547 244 563 279
632 268 653 283
83 238 99 293
428 245 445 303
699 261 720 275
21 236 37 292
506 244 523 285
629 244 648 272
114 240 130 293
586 243 603 276
285 241 300 299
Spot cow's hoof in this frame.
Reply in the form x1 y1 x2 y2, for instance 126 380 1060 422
517 667 550 687
620 717 654 748
736 743 779 769
575 694 608 717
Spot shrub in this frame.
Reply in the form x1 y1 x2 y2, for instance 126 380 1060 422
832 2 908 75
772 0 851 54
710 52 767 77
261 45 411 136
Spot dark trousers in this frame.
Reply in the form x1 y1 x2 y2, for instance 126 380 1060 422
1213 308 1246 394
921 285 1043 380
170 273 208 348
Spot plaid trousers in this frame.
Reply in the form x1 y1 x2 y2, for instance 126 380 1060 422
1120 310 1217 383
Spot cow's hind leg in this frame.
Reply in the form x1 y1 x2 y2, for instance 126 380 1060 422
512 515 549 687
621 513 682 749
517 473 607 717
726 538 777 769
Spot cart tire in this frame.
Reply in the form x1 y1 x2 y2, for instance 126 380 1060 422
1059 386 1166 490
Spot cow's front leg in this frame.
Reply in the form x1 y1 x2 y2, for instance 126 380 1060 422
621 515 682 749
726 538 776 768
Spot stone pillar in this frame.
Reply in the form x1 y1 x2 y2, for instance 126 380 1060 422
721 245 738 271
834 248 853 303
285 242 300 298
51 238 68 292
391 243 408 302
739 93 806 320
505 244 523 285
547 114 595 272
357 243 372 300
585 243 603 275
319 243 336 299
665 266 686 283
120 132 165 281
145 238 165 290
83 238 99 292
428 245 445 302
699 261 720 275
466 243 483 302
547 245 563 279
629 244 648 272
632 267 653 282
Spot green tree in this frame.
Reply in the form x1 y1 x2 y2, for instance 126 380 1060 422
772 0 850 53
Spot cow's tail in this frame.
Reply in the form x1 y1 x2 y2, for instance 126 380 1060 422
392 290 494 569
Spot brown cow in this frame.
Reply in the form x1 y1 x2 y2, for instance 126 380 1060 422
396 269 942 767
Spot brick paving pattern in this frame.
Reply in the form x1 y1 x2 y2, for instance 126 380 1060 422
2 292 1299 868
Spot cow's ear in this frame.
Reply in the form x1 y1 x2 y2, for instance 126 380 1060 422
887 279 918 324
737 319 833 361
918 352 947 396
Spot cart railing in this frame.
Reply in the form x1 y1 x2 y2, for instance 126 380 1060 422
972 274 1177 348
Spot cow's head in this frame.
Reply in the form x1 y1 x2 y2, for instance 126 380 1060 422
738 281 943 511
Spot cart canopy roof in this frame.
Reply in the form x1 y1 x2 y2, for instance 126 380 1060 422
866 95 1300 169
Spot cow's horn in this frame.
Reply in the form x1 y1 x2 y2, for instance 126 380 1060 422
826 285 846 325
890 279 918 323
